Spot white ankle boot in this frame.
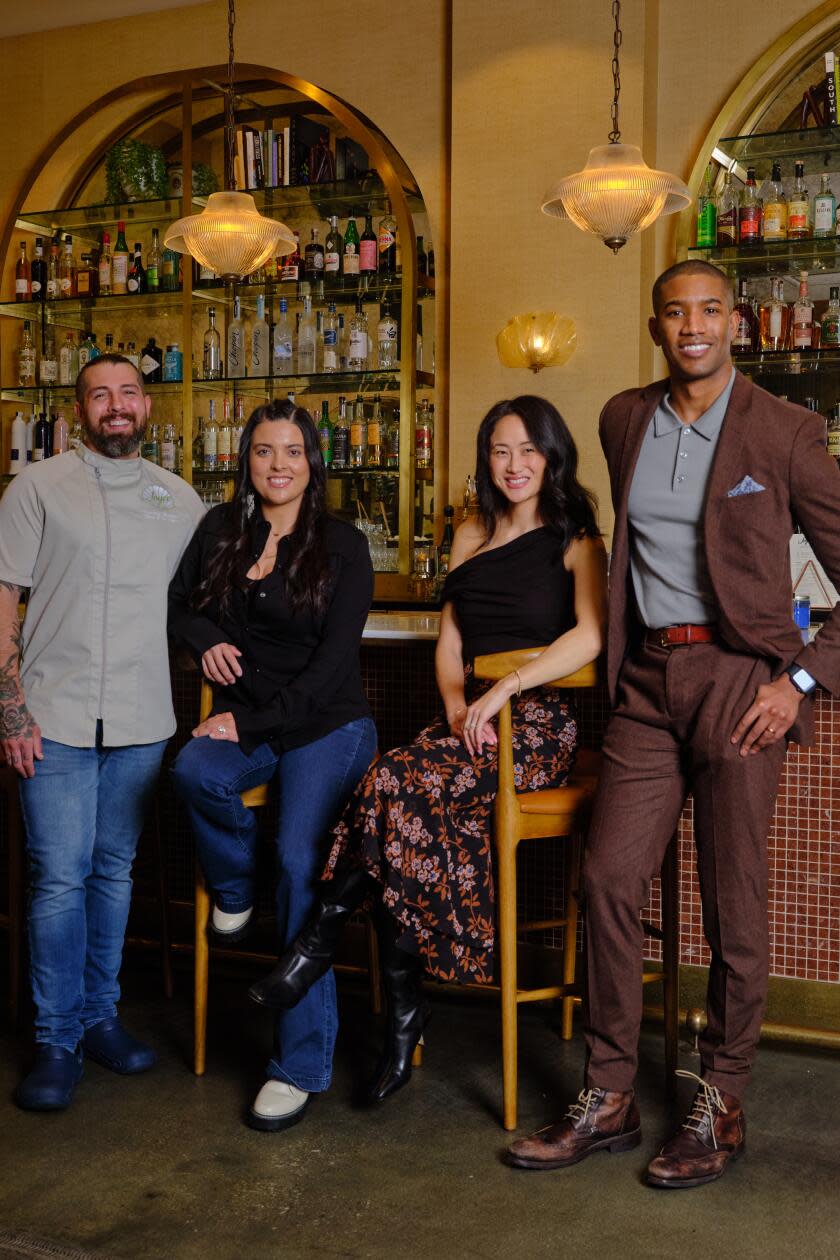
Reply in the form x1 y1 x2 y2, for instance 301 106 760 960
247 1080 310 1131
211 906 253 940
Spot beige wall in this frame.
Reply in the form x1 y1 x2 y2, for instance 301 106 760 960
0 0 828 536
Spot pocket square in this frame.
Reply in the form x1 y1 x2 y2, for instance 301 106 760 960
727 475 765 498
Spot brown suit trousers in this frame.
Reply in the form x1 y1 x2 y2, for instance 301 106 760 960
583 638 786 1099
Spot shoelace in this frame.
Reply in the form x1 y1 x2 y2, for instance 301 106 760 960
564 1087 603 1126
676 1068 727 1149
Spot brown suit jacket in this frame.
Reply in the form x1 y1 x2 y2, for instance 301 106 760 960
599 369 840 746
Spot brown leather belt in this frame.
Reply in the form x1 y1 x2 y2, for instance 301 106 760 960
646 624 719 650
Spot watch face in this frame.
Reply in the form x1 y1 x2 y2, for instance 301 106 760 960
790 666 816 693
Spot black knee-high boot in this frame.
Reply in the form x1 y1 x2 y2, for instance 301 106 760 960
364 909 431 1104
248 865 374 1010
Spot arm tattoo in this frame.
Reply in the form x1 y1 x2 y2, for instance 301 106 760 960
0 585 34 740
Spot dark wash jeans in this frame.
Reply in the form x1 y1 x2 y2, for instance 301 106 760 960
173 717 377 1093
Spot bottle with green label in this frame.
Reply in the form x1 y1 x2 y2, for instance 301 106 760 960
318 400 333 465
696 164 717 249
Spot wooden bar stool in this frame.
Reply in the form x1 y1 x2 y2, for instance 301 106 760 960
473 649 679 1131
193 681 382 1075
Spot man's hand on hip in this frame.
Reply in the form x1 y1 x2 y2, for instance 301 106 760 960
731 675 803 757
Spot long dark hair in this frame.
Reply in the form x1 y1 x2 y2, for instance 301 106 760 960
193 399 331 617
475 395 599 551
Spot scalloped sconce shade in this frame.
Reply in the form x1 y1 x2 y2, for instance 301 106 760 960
164 191 297 279
496 313 577 373
541 144 691 253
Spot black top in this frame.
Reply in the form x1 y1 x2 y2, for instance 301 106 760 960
168 506 373 755
441 526 574 662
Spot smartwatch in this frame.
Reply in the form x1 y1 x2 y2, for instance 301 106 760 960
785 663 817 695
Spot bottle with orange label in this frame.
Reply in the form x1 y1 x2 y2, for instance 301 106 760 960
787 160 810 240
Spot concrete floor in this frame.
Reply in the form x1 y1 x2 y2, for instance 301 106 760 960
1 964 838 1260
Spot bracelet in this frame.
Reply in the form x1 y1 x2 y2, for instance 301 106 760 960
512 669 522 697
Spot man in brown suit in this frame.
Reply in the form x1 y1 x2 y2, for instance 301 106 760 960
508 259 840 1187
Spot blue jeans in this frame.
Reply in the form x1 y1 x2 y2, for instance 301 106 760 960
19 732 168 1051
172 717 377 1093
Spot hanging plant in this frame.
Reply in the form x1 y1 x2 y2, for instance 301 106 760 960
105 139 168 203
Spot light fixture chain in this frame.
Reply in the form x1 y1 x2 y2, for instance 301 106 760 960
609 0 622 144
225 0 236 190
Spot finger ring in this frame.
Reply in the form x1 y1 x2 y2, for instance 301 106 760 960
217 725 227 734
767 726 776 735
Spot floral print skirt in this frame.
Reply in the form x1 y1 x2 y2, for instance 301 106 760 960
324 679 578 984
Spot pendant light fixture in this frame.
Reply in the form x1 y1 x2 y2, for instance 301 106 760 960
541 1 690 253
164 0 296 280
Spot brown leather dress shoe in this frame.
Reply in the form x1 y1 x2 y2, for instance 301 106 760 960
647 1070 745 1189
507 1087 641 1170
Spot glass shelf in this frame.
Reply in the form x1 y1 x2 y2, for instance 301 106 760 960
733 348 840 374
0 292 184 322
715 125 840 178
688 238 840 278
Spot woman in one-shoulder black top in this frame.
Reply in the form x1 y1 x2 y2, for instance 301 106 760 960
249 396 607 1107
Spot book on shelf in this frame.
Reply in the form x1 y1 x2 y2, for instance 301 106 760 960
825 52 838 126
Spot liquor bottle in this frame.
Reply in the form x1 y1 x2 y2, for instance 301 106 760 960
15 241 30 302
52 410 69 455
125 340 139 368
438 505 455 577
791 271 814 350
337 312 349 370
813 174 836 239
192 415 205 474
385 405 400 469
231 397 245 469
104 332 115 355
33 413 52 461
731 280 757 356
127 243 147 294
349 300 368 369
163 343 183 382
111 221 130 294
695 162 715 248
160 246 178 292
79 330 95 368
140 336 163 384
427 246 435 277
787 160 810 240
821 285 840 347
315 309 324 372
98 232 112 296
827 404 840 465
204 400 219 472
318 400 333 465
378 200 397 275
280 231 302 283
25 408 37 462
46 240 61 300
759 279 791 351
416 303 424 370
360 213 378 274
416 235 428 276
59 331 79 386
304 228 325 283
147 228 162 291
297 295 317 373
69 416 83 450
8 412 26 475
76 253 97 298
343 216 361 283
350 395 367 467
142 422 161 465
161 422 177 472
30 237 46 300
18 320 36 386
738 167 762 246
203 307 222 379
367 395 383 468
273 297 294 374
377 303 398 369
40 325 58 385
217 407 232 471
332 396 349 469
251 293 269 376
324 216 342 282
415 399 433 468
227 296 246 378
322 302 339 372
761 162 787 242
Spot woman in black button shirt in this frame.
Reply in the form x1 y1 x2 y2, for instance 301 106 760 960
248 395 607 1106
169 400 376 1132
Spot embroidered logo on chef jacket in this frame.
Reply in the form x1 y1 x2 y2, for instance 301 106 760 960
142 484 175 510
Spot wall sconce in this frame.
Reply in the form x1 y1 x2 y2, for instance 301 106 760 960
496 313 576 373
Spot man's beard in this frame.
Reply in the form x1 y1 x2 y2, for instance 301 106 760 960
83 415 147 458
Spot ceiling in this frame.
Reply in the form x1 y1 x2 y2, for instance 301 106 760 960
0 0 210 38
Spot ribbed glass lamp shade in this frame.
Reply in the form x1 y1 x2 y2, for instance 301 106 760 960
164 191 297 279
496 313 576 373
541 144 691 253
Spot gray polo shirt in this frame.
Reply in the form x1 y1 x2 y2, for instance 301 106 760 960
627 369 735 629
0 446 205 747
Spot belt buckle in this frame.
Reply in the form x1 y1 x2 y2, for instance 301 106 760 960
658 629 673 650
